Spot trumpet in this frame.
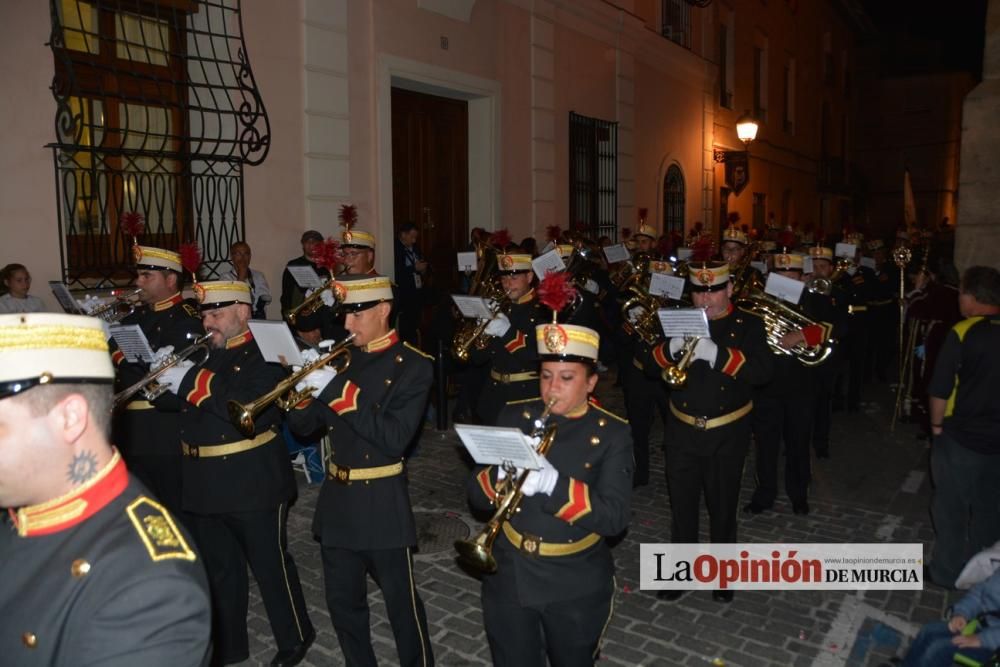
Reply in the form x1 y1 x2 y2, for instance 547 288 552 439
662 336 700 388
454 398 559 574
286 279 341 327
87 288 144 323
112 332 213 409
228 333 355 437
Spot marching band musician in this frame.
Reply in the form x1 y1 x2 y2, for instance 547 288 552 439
0 313 212 666
280 230 331 319
286 274 435 667
834 231 876 413
745 252 842 517
340 225 379 276
465 318 632 666
155 280 315 667
470 252 543 426
643 261 773 603
109 244 203 513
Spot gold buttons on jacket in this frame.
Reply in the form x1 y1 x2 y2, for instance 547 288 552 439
590 436 600 446
523 411 531 420
384 378 392 386
584 462 592 469
598 418 607 427
395 355 404 363
22 632 37 649
71 559 90 578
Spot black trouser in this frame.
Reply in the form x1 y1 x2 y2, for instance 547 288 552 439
321 545 434 667
188 504 313 664
812 366 835 455
664 423 749 544
750 393 815 507
845 320 869 409
622 360 667 485
482 583 614 667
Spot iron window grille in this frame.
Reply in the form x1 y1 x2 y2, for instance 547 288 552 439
662 0 692 49
569 112 618 242
48 0 270 287
663 165 685 236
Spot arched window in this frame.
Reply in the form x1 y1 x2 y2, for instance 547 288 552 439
663 164 685 236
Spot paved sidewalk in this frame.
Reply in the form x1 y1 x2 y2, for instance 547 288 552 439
237 376 957 666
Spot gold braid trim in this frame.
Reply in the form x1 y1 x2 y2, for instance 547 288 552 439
0 325 108 352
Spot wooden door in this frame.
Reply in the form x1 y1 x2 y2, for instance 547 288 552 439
391 87 468 292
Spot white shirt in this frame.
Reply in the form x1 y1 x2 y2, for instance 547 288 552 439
0 293 47 314
222 266 272 314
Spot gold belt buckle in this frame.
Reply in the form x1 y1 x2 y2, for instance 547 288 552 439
501 373 511 383
187 444 200 459
519 531 543 557
332 464 351 484
694 416 708 430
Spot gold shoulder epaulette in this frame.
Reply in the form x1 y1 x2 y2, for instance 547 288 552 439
126 497 197 562
507 396 542 406
592 404 628 424
182 303 200 318
403 342 434 361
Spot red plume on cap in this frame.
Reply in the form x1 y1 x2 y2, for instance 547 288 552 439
777 229 796 252
638 207 649 222
179 243 201 281
621 227 632 240
338 204 358 229
691 236 714 262
490 229 512 250
546 225 562 242
120 211 145 242
669 230 684 251
693 221 704 232
315 238 343 272
727 212 741 225
537 270 577 320
573 220 586 232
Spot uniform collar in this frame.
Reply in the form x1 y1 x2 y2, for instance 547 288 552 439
153 292 183 312
364 330 399 353
10 450 128 538
226 329 253 349
516 288 536 305
710 303 735 321
562 401 589 419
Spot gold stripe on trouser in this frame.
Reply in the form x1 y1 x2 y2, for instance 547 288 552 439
501 522 601 556
180 431 274 458
669 401 753 430
276 501 305 641
326 461 404 482
848 305 868 314
405 546 429 667
124 400 154 411
594 575 617 661
490 369 539 384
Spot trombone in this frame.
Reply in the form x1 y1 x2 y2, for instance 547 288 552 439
113 332 213 409
228 333 355 437
454 398 559 574
87 288 144 323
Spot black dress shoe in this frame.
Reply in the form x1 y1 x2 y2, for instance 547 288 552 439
270 628 316 667
792 501 810 515
712 590 734 603
656 589 686 601
742 501 771 515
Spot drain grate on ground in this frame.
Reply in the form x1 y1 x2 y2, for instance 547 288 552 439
414 511 470 554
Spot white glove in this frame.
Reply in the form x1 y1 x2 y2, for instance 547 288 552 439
521 455 559 497
693 338 719 366
294 366 337 397
158 359 195 394
627 307 643 325
299 348 321 366
151 345 175 369
319 288 336 307
484 312 511 338
76 294 107 315
584 278 600 295
668 337 686 357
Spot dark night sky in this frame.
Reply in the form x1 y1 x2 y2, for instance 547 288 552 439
860 0 989 78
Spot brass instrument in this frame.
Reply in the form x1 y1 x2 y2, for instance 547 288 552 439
620 284 664 346
609 252 652 290
452 290 510 363
736 290 835 366
454 398 559 574
287 279 341 327
228 333 355 437
87 288 144 323
804 256 855 296
662 336 699 388
112 332 213 409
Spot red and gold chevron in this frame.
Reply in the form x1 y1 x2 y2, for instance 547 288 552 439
652 342 672 369
554 478 592 524
721 348 746 377
476 468 497 502
111 349 125 366
186 369 215 407
505 330 527 354
801 322 831 348
329 380 360 415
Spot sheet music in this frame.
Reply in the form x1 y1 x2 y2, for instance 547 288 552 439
676 247 693 261
456 251 477 272
539 241 556 255
603 244 629 263
454 424 543 469
835 242 857 259
657 307 710 339
451 295 494 320
109 324 155 363
288 265 325 289
48 281 83 314
802 256 814 274
248 320 303 366
648 273 686 301
764 272 805 305
750 260 768 275
532 248 565 281
860 257 877 270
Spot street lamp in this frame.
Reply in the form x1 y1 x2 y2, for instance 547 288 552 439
714 111 759 196
736 111 759 145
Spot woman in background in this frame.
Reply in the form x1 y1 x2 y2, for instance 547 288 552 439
0 263 47 314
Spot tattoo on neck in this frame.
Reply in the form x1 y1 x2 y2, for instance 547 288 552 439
67 451 100 485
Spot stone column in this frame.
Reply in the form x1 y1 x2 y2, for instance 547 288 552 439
955 0 1000 270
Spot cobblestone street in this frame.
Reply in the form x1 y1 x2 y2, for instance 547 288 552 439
239 375 956 667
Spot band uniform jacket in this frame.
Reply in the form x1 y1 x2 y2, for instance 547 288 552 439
466 398 633 606
110 293 204 457
176 330 296 514
644 305 773 452
287 331 432 550
470 290 543 425
0 453 211 666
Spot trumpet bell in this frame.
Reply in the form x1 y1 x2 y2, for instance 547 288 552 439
663 366 687 388
228 400 257 438
453 537 498 574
